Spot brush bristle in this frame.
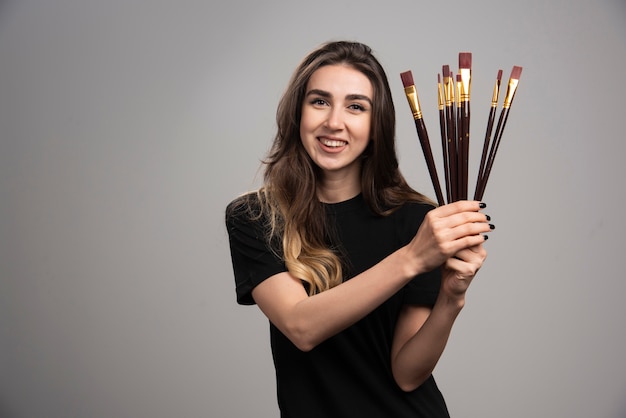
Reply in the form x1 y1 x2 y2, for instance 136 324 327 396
456 74 461 82
400 71 414 88
510 66 523 80
459 52 472 69
442 65 450 78
497 69 503 81
438 73 441 83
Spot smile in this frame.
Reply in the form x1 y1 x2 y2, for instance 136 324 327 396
319 138 347 148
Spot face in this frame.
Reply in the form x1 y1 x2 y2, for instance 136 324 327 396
300 64 373 183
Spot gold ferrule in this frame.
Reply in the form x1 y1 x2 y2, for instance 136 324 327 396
404 85 423 120
491 80 501 107
456 79 463 107
443 77 453 106
437 82 444 110
459 68 471 101
503 78 519 109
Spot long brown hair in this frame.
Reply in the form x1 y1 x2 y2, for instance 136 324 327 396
255 41 433 294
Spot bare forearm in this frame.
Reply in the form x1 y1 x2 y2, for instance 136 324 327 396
253 201 489 353
392 294 463 391
265 246 420 351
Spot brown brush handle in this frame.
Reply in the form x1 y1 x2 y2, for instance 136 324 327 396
462 101 470 200
438 108 450 204
414 118 445 206
475 107 511 200
456 101 464 201
474 105 497 200
445 103 457 202
458 100 470 201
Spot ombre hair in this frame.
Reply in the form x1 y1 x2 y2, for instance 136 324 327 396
246 41 433 295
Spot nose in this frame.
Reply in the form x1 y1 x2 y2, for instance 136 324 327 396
325 107 344 130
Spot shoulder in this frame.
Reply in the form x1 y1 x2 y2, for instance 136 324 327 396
226 191 260 217
225 192 272 244
225 191 266 228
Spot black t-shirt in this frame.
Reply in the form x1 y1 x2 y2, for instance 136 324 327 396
226 193 450 418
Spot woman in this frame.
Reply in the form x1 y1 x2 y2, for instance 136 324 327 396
226 41 492 417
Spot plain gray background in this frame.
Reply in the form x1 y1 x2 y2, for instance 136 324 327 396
1 0 625 417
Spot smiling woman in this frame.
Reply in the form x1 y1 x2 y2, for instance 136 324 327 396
299 65 373 200
225 41 492 418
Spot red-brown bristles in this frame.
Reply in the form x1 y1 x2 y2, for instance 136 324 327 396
459 52 472 70
497 69 503 81
510 66 523 80
442 65 450 78
400 71 414 88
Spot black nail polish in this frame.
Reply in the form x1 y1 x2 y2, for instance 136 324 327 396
483 234 489 241
485 215 491 221
489 224 495 230
479 202 487 209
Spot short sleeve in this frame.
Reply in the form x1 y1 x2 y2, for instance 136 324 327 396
225 197 286 305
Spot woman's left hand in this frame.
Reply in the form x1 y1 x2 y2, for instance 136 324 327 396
440 244 487 305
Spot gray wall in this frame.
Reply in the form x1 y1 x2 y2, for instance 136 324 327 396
1 0 625 417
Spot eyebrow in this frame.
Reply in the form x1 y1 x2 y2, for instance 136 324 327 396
305 89 373 105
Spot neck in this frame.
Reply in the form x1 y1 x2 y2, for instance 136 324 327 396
316 172 361 204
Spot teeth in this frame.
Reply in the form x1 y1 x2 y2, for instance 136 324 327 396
321 138 347 147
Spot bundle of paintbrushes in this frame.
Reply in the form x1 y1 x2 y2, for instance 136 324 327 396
400 53 522 205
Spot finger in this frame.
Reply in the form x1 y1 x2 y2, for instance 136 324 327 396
427 204 491 233
449 221 493 240
447 233 490 254
445 211 492 230
468 243 487 257
446 251 484 276
453 244 487 262
431 200 486 218
444 258 479 280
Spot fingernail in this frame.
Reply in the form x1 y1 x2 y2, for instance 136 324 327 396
489 224 495 230
479 202 487 209
483 234 489 241
485 215 491 221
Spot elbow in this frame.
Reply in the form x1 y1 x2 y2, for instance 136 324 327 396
282 321 319 352
392 368 430 393
395 380 421 393
293 339 316 352
395 378 429 393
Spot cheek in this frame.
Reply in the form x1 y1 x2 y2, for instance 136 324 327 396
358 117 372 140
299 109 317 140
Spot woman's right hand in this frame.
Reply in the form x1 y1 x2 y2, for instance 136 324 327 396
405 201 491 275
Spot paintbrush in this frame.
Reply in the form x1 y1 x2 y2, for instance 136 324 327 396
400 70 445 206
456 73 465 200
437 74 451 203
442 65 458 202
458 52 472 200
474 69 503 200
475 66 523 200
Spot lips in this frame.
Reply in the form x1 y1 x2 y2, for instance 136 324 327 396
318 137 348 148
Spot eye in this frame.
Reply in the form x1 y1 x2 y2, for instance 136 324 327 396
348 103 368 112
309 98 328 107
